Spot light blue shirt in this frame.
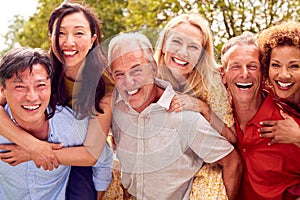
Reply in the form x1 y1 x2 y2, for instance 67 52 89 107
0 105 113 200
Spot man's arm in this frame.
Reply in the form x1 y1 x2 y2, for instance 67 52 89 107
216 149 242 200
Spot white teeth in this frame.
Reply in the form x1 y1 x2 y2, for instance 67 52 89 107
127 89 139 95
236 82 252 87
22 105 40 110
63 51 77 56
236 82 253 90
277 81 293 88
173 57 188 65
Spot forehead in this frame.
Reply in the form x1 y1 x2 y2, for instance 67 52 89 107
8 64 49 81
168 22 203 43
111 50 148 71
60 12 90 28
227 44 260 62
271 45 300 58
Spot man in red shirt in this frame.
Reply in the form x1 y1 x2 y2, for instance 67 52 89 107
221 32 300 200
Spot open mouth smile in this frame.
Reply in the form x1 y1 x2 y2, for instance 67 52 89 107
22 104 41 111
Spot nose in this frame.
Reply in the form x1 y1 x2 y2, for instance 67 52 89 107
124 74 135 88
241 65 250 78
177 46 188 58
63 34 75 46
26 87 38 102
278 66 291 79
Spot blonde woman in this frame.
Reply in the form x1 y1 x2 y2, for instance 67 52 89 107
154 13 236 199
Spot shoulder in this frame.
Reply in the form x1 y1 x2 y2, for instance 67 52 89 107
52 105 89 127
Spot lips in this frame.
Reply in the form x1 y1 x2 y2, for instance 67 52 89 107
22 104 41 111
172 57 188 66
127 88 139 95
276 80 294 90
63 50 77 56
236 82 253 89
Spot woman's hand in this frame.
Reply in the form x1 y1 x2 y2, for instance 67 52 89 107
0 142 63 170
168 94 208 113
259 110 300 147
0 144 31 166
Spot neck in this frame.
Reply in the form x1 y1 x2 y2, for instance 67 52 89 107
17 117 49 141
233 94 264 132
135 85 164 113
64 61 85 81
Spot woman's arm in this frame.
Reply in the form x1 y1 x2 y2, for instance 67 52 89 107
54 93 113 165
0 93 113 166
168 94 237 144
259 110 300 147
0 106 61 170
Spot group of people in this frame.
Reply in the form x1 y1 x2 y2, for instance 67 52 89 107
0 1 299 200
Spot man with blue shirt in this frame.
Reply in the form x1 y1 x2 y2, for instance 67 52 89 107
0 47 112 199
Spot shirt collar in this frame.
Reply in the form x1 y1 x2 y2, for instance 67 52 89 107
248 94 276 127
113 78 176 110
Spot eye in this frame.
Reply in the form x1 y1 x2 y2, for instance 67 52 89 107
131 68 143 75
15 85 25 89
229 65 241 70
271 63 280 68
248 64 259 70
59 31 65 36
75 31 84 36
171 39 181 44
37 83 47 87
114 72 124 79
290 64 299 69
189 45 199 50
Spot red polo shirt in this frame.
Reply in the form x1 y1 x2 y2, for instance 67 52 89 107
235 94 300 200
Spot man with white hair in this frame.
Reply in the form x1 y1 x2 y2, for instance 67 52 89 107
108 32 242 200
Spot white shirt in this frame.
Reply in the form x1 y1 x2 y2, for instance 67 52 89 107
112 78 234 200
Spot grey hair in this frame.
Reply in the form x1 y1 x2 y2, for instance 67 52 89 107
107 32 154 68
221 31 260 67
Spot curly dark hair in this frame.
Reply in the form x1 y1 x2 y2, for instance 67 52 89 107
257 21 300 78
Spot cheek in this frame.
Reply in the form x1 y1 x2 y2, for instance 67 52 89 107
268 70 276 83
79 38 93 52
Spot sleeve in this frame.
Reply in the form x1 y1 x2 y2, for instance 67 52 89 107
92 142 114 191
189 114 234 163
207 73 234 127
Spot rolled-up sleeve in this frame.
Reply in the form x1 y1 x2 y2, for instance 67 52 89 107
92 143 114 191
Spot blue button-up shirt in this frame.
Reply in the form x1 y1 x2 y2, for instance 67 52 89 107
0 105 113 199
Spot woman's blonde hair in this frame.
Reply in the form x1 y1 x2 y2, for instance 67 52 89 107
154 13 221 98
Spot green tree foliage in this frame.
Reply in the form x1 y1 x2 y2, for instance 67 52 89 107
0 15 26 57
2 0 300 58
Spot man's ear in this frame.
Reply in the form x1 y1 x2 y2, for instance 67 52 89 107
220 65 227 85
0 85 7 106
151 61 158 77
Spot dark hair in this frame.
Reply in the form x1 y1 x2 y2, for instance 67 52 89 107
0 47 56 119
48 2 107 119
257 21 300 78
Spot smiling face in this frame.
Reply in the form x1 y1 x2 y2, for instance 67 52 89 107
0 64 51 128
111 50 158 112
51 12 96 79
163 22 203 79
269 45 300 104
223 44 262 106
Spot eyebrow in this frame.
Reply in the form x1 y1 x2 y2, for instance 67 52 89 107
11 78 49 83
113 64 142 75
